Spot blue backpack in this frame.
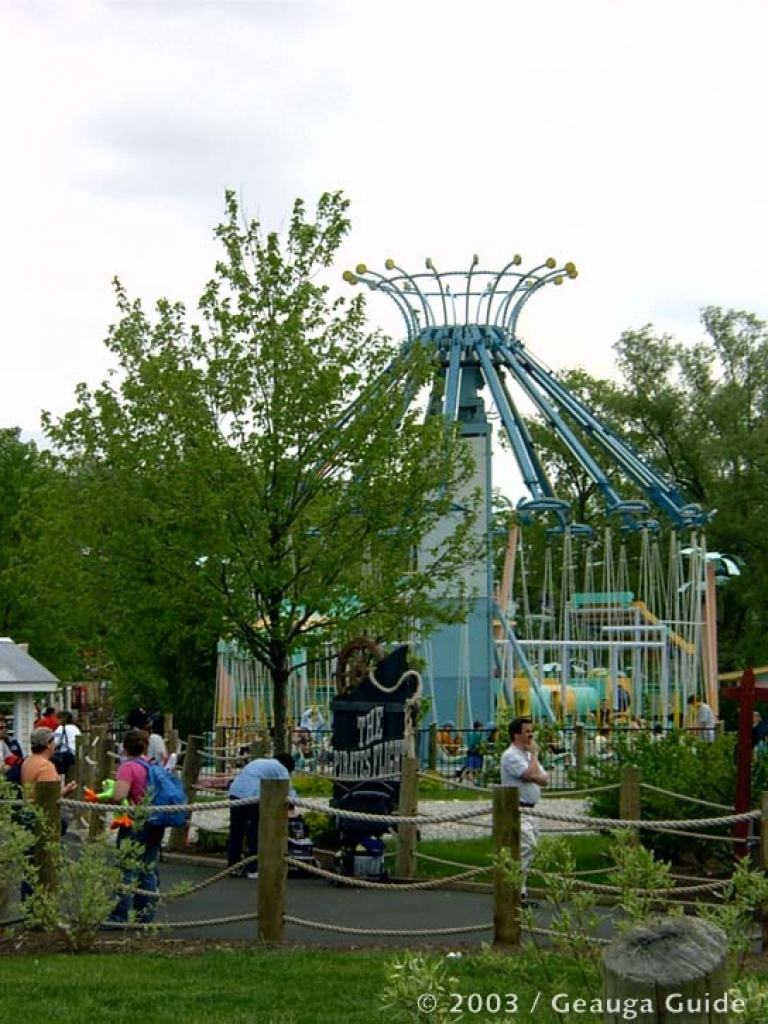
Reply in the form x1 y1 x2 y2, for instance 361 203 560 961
131 758 187 828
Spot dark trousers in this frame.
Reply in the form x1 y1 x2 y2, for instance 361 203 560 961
227 797 260 872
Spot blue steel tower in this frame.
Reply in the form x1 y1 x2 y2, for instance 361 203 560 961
343 255 709 726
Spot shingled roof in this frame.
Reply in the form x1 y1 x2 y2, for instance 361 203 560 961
0 638 59 691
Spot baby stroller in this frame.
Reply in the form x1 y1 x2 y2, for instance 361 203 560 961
332 786 395 882
287 807 317 875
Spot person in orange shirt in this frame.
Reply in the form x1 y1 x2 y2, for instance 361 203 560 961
20 726 77 796
19 726 77 901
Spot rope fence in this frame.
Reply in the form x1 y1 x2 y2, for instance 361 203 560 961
6 758 768 950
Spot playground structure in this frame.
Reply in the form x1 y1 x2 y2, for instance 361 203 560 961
342 254 715 730
493 521 722 728
213 251 719 739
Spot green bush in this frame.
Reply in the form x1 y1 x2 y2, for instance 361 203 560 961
302 810 339 850
578 729 755 871
22 835 122 951
195 828 228 854
0 782 35 916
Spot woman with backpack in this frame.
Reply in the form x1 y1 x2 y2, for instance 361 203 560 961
108 728 166 924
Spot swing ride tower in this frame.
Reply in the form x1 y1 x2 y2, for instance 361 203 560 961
342 254 713 729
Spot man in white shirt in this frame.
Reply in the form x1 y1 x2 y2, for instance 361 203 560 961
500 717 549 905
687 694 716 742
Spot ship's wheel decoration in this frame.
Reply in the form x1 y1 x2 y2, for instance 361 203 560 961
334 636 385 695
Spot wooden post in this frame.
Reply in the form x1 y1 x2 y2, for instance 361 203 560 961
166 726 179 757
250 730 270 759
395 756 419 879
76 730 88 787
573 722 585 773
88 725 109 839
167 735 204 853
619 766 642 846
215 725 227 775
721 668 767 859
492 784 521 948
602 916 729 1022
761 791 768 950
428 723 437 771
258 777 288 943
34 780 61 894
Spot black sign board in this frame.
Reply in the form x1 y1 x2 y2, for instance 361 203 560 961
330 644 418 808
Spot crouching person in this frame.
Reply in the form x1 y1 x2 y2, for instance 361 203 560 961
109 728 165 924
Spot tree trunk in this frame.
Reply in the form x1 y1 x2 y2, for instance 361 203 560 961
271 662 290 754
602 916 729 1022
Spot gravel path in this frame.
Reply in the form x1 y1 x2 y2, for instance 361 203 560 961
189 796 594 842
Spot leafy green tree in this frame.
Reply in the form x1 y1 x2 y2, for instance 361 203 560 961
0 429 80 672
42 191 476 747
0 428 40 636
613 310 768 667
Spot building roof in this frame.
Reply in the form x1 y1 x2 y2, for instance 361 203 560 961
0 638 59 691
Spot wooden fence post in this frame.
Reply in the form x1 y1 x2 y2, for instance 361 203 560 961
602 916 729 1022
76 730 88 789
620 766 642 845
258 778 288 943
215 725 227 775
34 780 61 894
492 784 521 948
167 734 204 853
395 756 419 879
250 730 270 759
88 725 111 839
166 726 179 759
573 722 585 772
761 791 768 950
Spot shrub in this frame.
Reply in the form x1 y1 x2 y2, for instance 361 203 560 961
0 782 34 916
22 835 122 951
578 729 751 871
195 828 228 854
302 811 339 850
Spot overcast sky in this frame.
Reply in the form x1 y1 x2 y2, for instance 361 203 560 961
3 1 767 473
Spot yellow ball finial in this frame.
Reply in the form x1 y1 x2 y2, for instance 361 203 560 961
513 254 522 265
554 276 564 285
545 257 557 269
472 254 480 267
426 257 434 270
564 261 578 278
355 263 368 275
342 270 357 284
385 258 395 270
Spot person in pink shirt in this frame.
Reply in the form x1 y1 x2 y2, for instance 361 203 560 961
108 728 165 923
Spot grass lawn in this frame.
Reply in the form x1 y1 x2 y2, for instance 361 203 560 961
2 943 765 1022
0 944 626 1023
411 833 614 882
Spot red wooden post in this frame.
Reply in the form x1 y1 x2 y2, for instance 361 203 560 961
721 668 768 858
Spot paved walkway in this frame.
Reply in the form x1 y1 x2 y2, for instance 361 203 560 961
139 796 598 947
154 861 502 947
